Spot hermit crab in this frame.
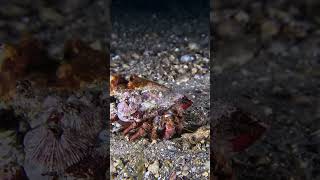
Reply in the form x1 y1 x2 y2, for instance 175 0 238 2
110 74 193 141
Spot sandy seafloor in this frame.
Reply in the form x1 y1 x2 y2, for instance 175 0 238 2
110 4 210 180
213 0 320 179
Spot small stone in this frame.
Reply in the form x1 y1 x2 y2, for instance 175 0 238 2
176 76 190 84
188 42 200 50
169 55 176 61
112 55 121 61
180 54 195 63
142 139 149 145
182 170 189 176
148 160 160 177
182 166 189 171
132 53 140 60
205 161 210 169
178 68 186 74
122 64 130 69
191 68 198 74
90 41 102 51
202 171 209 177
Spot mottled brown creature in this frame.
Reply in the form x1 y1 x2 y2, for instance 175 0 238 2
110 74 192 141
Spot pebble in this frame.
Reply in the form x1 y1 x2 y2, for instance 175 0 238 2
191 68 198 74
202 171 209 177
182 170 189 176
188 42 200 50
90 40 102 51
132 53 140 60
180 54 195 62
148 160 160 177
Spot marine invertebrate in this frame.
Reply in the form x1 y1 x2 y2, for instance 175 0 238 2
110 74 193 141
23 96 103 176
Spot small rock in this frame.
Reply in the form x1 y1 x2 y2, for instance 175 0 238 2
148 160 160 177
177 68 186 74
132 53 140 60
90 41 102 51
188 42 200 51
202 171 209 177
176 76 190 84
182 170 189 176
180 54 195 63
191 68 198 74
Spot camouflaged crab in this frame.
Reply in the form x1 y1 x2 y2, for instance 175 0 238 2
110 74 192 141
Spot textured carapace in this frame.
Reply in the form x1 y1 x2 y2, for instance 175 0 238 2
110 74 192 141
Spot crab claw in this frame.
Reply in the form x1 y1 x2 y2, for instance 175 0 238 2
164 121 176 139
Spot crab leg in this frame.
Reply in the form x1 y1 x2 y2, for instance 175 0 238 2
129 122 152 141
122 121 140 135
